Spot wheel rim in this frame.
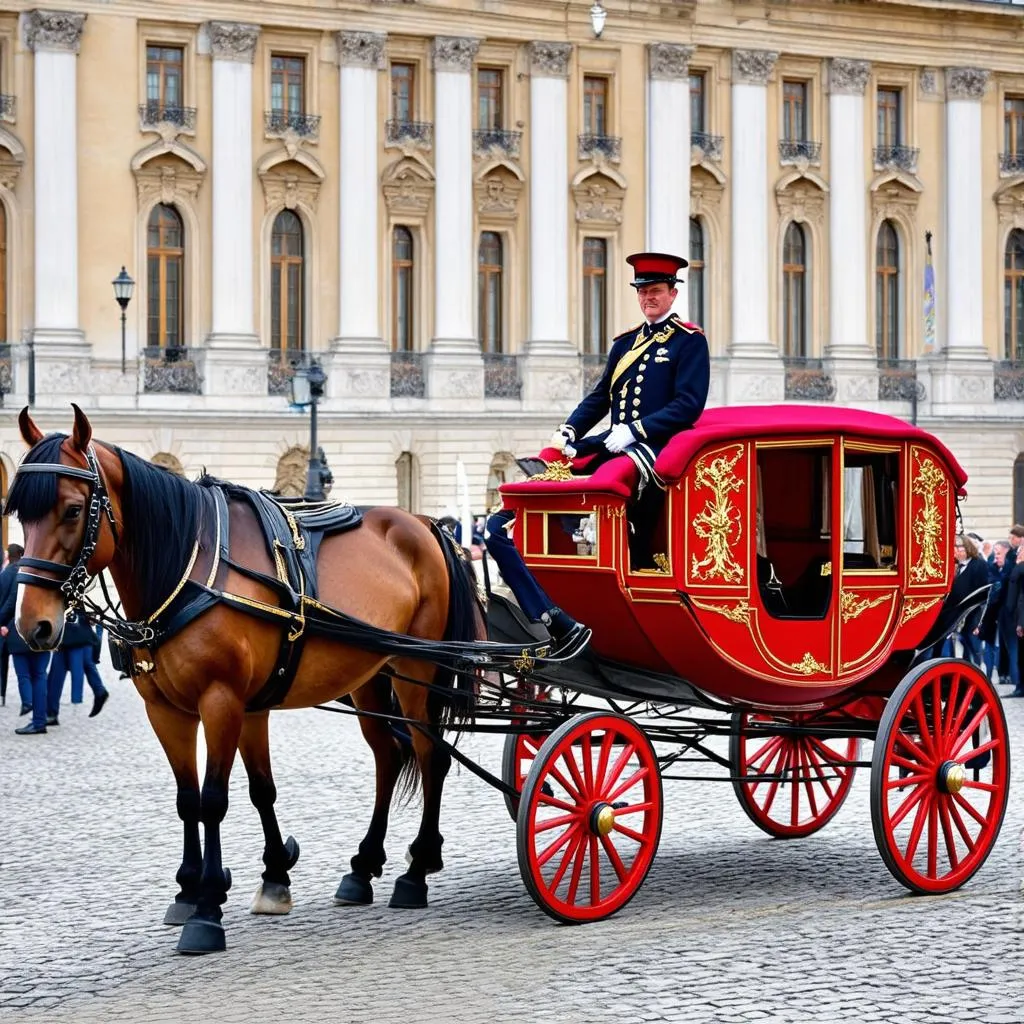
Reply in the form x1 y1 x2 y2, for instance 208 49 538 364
873 660 1010 893
502 731 547 818
733 713 859 839
518 714 662 923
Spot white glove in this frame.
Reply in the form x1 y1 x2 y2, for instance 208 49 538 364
564 443 577 459
605 423 635 454
549 424 575 452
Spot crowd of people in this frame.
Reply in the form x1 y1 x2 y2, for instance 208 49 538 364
0 543 109 735
940 527 1024 698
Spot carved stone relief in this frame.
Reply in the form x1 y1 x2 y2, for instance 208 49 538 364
732 50 778 86
431 36 480 73
0 147 23 192
648 43 693 81
945 67 989 100
273 446 310 498
151 452 185 476
24 10 86 53
572 173 625 226
829 58 870 96
474 168 522 220
336 31 387 69
691 167 725 218
529 42 572 79
207 22 260 63
259 160 322 213
919 68 941 99
775 176 828 231
134 157 205 206
870 179 921 225
382 156 435 215
996 185 1024 233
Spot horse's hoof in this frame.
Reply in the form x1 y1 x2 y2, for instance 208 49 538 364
176 918 226 955
250 882 293 915
284 835 300 871
334 873 373 906
389 874 428 910
163 901 197 926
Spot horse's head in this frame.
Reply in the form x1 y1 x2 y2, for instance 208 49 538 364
5 405 120 651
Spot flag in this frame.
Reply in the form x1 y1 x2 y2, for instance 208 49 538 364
923 231 936 353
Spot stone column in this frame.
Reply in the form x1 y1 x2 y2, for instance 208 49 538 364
202 22 267 400
824 58 877 404
726 50 783 403
647 44 693 319
521 41 580 411
327 31 390 406
26 10 88 401
931 67 993 410
423 36 483 406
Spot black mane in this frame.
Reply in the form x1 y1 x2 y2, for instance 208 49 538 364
3 433 68 522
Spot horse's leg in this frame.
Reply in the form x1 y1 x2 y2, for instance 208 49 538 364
334 672 410 906
388 659 453 910
142 698 203 926
238 712 300 916
177 683 244 955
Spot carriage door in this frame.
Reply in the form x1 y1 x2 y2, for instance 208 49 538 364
748 440 839 679
836 441 902 677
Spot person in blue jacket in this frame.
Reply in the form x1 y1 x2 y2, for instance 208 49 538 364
0 557 51 734
45 608 109 724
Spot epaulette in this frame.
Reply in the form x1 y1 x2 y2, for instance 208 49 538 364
613 321 644 342
669 314 704 335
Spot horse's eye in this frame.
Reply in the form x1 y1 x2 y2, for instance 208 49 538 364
63 505 83 522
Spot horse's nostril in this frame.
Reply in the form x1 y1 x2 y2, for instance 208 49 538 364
31 620 53 645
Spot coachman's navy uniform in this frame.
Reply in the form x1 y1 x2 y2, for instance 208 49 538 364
485 252 711 641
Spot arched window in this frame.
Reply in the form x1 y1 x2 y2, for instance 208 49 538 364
478 231 503 353
1005 229 1024 362
689 217 705 329
782 222 807 358
147 204 184 350
271 210 304 353
392 227 414 352
1015 454 1024 525
875 220 900 361
582 237 607 355
396 450 418 511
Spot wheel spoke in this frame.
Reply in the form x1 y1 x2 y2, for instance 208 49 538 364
886 772 931 790
612 800 654 815
548 827 585 893
594 730 614 794
958 736 1001 764
927 796 939 879
605 764 650 805
599 832 629 883
931 674 945 741
759 743 791 817
961 780 1000 793
807 735 854 773
790 743 802 826
538 792 577 813
911 695 937 758
889 781 928 829
804 742 839 799
903 791 933 864
601 741 637 797
952 791 988 828
748 735 785 773
941 674 961 746
536 822 581 868
566 832 587 905
589 835 601 905
937 796 960 872
943 682 978 755
892 730 931 767
891 752 925 773
949 705 992 760
947 798 977 851
581 733 594 795
544 759 583 803
612 821 647 844
534 812 580 834
561 747 589 801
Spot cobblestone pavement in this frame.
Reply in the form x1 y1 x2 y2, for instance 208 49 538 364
1 663 1022 1024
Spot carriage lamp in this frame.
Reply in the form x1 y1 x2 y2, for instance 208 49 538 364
590 0 607 37
289 359 329 502
111 266 135 375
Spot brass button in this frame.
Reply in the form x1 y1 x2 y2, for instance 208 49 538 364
633 398 641 406
637 374 644 382
631 411 639 420
634 387 642 394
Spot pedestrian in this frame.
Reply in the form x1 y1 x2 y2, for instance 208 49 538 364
0 555 51 734
45 608 109 724
954 535 989 666
980 541 1010 684
0 542 23 707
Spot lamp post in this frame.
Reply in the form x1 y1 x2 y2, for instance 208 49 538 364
112 267 135 375
289 359 329 501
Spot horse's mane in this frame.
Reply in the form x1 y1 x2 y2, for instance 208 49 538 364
3 433 67 521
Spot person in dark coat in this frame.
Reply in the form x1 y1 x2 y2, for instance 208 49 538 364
0 543 23 707
954 535 990 666
45 608 109 724
0 559 51 734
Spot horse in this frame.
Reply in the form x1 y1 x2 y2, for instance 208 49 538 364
6 405 485 954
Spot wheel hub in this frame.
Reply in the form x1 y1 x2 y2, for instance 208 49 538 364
590 802 615 837
938 760 966 795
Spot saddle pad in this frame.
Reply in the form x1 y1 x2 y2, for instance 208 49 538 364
263 493 363 536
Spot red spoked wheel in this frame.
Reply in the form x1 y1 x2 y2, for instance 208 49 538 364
730 712 860 839
516 712 663 924
871 658 1010 894
500 685 552 820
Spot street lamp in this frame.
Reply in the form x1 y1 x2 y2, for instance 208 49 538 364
590 0 607 37
289 359 330 501
112 266 135 375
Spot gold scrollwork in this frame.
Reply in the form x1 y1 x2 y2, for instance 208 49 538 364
899 596 942 626
690 597 751 624
513 649 536 673
652 553 671 574
791 652 829 675
690 445 745 583
840 590 890 623
909 453 948 584
604 504 625 519
529 460 574 482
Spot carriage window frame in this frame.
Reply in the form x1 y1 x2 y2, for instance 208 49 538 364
840 441 901 575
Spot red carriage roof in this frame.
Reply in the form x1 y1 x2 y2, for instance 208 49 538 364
501 405 967 498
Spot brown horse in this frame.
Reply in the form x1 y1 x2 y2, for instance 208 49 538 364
7 406 485 954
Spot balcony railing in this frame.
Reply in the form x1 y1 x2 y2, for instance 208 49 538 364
578 134 621 163
877 358 925 403
778 139 822 164
390 350 425 398
143 346 203 395
582 353 605 393
995 360 1024 401
690 131 724 162
873 144 920 174
783 357 835 402
0 343 11 404
138 103 197 132
267 348 308 397
385 119 433 149
265 110 321 140
0 95 15 121
483 353 521 399
472 128 522 160
1000 152 1024 175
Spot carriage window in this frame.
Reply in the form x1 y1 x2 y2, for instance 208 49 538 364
842 451 898 570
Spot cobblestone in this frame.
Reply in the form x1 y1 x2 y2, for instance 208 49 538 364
0 664 1022 1023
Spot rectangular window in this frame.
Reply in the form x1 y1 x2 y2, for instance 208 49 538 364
582 237 608 355
782 80 808 142
271 55 305 115
877 88 902 148
583 76 608 137
477 68 503 131
146 45 184 107
690 72 706 134
392 226 415 351
391 63 415 123
1005 96 1024 156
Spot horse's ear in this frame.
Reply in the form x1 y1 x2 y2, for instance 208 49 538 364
70 403 92 453
18 407 44 448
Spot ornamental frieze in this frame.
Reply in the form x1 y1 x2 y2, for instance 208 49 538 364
648 43 694 82
24 9 86 54
431 36 480 73
829 58 870 96
529 42 572 79
207 22 260 63
572 175 624 226
337 31 386 70
731 50 777 86
945 67 989 100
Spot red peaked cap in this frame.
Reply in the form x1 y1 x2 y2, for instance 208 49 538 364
626 251 688 288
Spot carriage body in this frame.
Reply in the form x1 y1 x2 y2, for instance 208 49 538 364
499 406 965 709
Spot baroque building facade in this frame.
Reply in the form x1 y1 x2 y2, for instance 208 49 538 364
0 0 1023 541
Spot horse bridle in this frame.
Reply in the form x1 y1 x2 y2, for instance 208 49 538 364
12 444 120 614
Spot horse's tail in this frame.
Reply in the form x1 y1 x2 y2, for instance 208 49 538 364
428 519 484 730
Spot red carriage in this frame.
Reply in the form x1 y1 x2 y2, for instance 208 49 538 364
488 405 1010 923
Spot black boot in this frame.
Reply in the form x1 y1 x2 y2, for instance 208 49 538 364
540 606 582 641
